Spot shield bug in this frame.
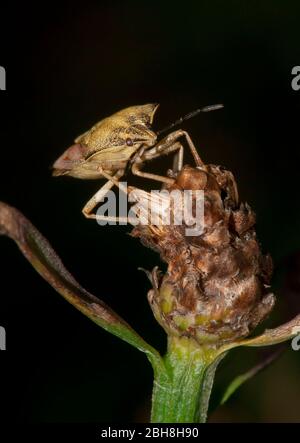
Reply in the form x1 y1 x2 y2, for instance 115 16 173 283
52 103 223 221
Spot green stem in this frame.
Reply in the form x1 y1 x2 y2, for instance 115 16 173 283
151 336 225 423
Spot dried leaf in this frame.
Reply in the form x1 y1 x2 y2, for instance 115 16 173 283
240 314 300 347
219 314 300 354
0 201 163 373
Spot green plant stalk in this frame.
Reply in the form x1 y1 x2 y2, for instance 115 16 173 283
151 336 225 423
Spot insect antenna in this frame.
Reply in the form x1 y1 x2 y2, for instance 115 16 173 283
157 103 224 136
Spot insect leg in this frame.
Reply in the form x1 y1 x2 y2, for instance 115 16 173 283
131 141 183 184
144 141 184 173
82 168 125 219
146 129 204 166
86 214 137 224
83 169 149 225
173 143 184 172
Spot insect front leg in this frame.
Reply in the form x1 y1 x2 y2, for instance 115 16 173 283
131 141 183 185
131 129 204 185
149 129 204 167
143 140 184 173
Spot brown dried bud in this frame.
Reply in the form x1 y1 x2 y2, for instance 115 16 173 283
132 165 275 347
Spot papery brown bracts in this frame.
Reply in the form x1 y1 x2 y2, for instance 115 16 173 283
131 164 275 347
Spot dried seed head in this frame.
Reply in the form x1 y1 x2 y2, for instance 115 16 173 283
132 165 275 347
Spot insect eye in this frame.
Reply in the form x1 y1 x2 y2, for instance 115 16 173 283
126 137 133 146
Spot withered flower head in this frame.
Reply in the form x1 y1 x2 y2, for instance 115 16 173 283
132 164 275 347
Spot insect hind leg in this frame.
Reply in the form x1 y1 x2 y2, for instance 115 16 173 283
82 168 125 219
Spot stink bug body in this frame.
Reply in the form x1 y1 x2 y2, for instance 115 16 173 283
52 103 223 220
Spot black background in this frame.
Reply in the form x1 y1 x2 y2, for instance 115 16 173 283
0 0 300 422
